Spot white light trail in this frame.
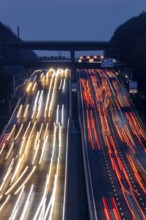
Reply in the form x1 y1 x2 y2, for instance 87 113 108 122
32 82 37 92
34 131 39 150
32 139 40 165
47 175 58 220
19 184 34 220
9 185 25 220
0 143 6 155
48 77 57 117
44 77 53 118
26 82 32 93
56 105 59 124
23 122 31 139
0 158 14 191
23 104 29 118
43 123 49 140
59 79 62 90
14 166 36 195
61 104 64 126
33 175 49 220
14 124 24 140
39 136 48 165
19 137 26 155
36 90 43 119
16 105 23 119
0 194 11 212
5 166 29 195
24 121 36 155
7 124 16 142
43 192 54 220
33 197 46 220
38 123 44 140
31 91 40 119
5 142 14 160
62 78 66 91
10 154 24 183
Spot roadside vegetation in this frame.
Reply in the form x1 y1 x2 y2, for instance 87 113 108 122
110 12 146 124
0 22 37 130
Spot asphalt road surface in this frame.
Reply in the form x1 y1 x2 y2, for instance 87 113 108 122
78 69 146 220
0 68 69 220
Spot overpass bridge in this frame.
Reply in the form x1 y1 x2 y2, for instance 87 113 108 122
6 40 120 64
2 40 123 78
2 60 126 70
7 40 119 51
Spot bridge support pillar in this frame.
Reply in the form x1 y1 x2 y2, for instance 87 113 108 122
70 50 75 64
70 50 76 81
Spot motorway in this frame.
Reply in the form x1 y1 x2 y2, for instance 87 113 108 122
78 69 146 220
0 68 69 219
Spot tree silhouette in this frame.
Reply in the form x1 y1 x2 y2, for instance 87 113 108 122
110 12 146 91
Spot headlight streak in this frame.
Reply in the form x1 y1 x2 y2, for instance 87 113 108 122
14 124 24 140
19 184 34 220
23 104 29 118
0 68 67 219
55 105 59 124
5 142 14 160
45 73 49 86
59 79 62 90
43 123 49 140
43 177 56 220
19 137 26 155
38 136 48 165
43 124 62 220
36 90 44 119
10 154 24 184
0 158 14 192
33 175 49 220
31 91 40 119
37 123 44 140
44 77 53 118
32 69 42 76
0 143 6 155
5 166 29 195
9 185 25 220
34 131 39 150
24 121 36 155
23 122 31 139
65 69 68 78
16 105 23 119
33 124 58 220
34 91 40 108
48 76 58 118
32 139 40 165
14 166 36 195
26 82 32 93
33 197 46 220
62 78 66 91
40 73 44 79
48 127 61 220
38 198 46 220
0 194 11 212
61 105 64 126
32 82 37 92
7 124 16 142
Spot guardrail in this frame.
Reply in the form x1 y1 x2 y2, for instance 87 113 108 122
62 118 70 220
77 73 98 220
62 71 72 220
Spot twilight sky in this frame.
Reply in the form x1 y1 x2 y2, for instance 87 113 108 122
0 0 146 41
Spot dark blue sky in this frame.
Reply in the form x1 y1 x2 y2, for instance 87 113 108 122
1 0 146 41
